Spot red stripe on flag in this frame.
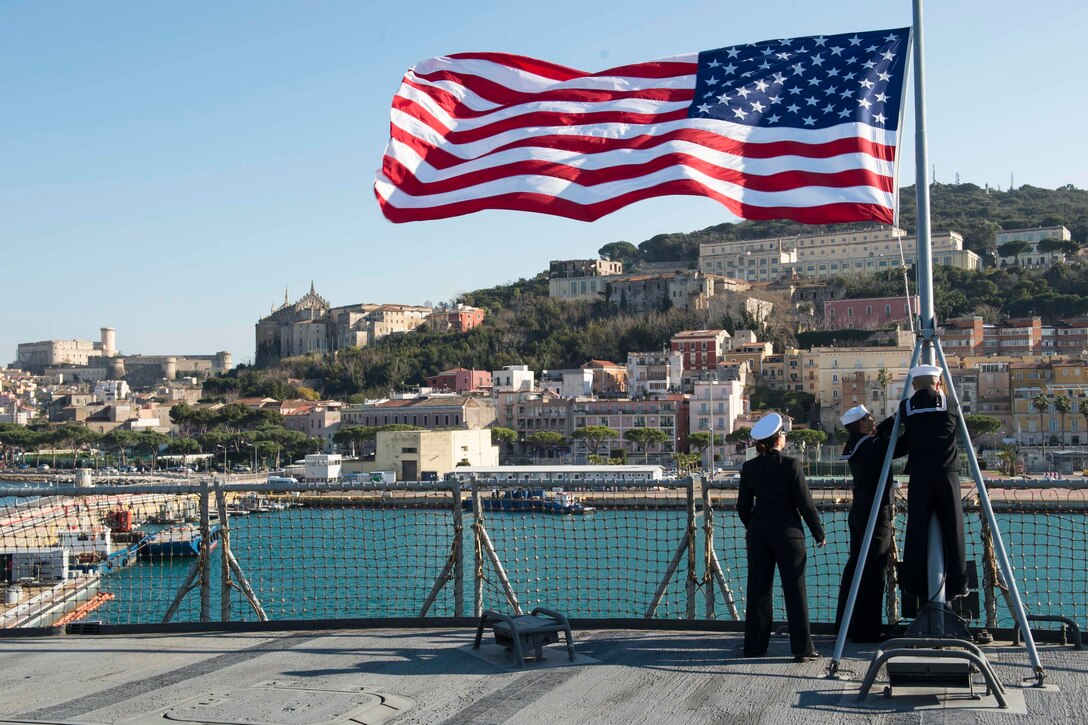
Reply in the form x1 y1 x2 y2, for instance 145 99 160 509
375 181 896 225
391 95 691 143
381 150 894 197
404 74 694 116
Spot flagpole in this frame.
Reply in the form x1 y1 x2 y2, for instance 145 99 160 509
912 0 934 364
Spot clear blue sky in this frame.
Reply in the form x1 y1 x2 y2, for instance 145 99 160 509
3 1 1086 365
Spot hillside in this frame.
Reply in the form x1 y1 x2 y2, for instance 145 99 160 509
208 183 1088 402
610 183 1088 264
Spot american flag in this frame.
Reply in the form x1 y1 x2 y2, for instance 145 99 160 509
375 28 911 225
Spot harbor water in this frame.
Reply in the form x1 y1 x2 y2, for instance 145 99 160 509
82 504 1087 629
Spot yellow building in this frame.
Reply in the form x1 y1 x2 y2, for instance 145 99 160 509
799 345 912 429
373 428 499 481
1011 358 1088 446
699 227 981 282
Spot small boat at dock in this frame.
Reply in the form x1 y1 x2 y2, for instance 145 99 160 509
139 524 221 559
464 488 595 515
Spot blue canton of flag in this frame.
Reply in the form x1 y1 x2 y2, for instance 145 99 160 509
691 29 910 131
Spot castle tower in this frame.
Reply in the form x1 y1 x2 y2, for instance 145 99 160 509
162 356 178 381
100 327 116 358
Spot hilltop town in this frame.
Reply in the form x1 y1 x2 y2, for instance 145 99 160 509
4 184 1088 479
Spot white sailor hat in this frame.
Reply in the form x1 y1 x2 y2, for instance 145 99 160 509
840 404 871 426
750 412 784 441
909 364 944 379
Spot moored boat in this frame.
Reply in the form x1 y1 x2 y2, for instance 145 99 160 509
463 488 595 515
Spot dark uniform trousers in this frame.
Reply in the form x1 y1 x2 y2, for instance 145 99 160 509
901 469 967 598
745 532 813 656
737 451 823 657
898 389 968 599
834 426 905 641
834 504 893 641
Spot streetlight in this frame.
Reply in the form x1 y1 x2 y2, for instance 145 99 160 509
706 379 718 476
244 441 257 472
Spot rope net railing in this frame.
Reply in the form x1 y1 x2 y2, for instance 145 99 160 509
0 477 1084 630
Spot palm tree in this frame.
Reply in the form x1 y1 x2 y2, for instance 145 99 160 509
1032 392 1050 460
876 367 893 418
1054 395 1072 447
1080 399 1088 446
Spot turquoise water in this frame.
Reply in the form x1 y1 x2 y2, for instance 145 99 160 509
3 480 1084 628
91 505 1088 628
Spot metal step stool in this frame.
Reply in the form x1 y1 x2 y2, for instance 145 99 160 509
474 607 576 667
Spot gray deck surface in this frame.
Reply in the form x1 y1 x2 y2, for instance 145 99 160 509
0 629 1084 724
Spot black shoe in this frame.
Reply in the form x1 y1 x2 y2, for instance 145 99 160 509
741 649 766 658
793 651 820 663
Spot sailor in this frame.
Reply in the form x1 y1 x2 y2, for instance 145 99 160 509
834 405 907 642
737 412 825 662
897 364 968 601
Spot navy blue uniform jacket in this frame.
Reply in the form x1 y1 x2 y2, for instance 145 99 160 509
737 451 824 541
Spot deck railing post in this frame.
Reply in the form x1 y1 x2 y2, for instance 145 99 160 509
198 479 211 623
472 478 484 617
452 480 464 617
701 476 715 619
215 483 231 621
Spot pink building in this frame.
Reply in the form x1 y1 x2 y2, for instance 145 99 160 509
425 368 492 394
824 296 918 329
427 305 486 333
284 404 342 449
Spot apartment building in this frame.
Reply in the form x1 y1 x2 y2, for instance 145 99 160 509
995 225 1073 268
426 304 486 333
492 365 535 393
571 397 687 462
548 258 624 301
824 296 919 329
699 227 981 283
688 379 745 438
627 351 684 395
1009 358 1088 446
801 345 912 428
341 396 495 430
425 368 492 394
670 330 732 378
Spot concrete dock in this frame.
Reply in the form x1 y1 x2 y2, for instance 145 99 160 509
0 628 1083 724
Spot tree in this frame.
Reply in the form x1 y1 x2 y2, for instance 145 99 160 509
963 414 1002 444
525 431 566 462
623 427 669 463
724 427 752 453
997 240 1032 266
490 427 517 448
876 367 893 418
101 430 141 467
671 452 701 473
0 424 40 467
571 425 619 460
1054 395 1073 446
134 431 170 470
786 428 827 466
686 431 723 468
1032 392 1050 449
333 426 377 456
598 241 640 265
1037 238 1080 257
997 443 1021 476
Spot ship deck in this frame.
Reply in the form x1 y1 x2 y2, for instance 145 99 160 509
0 627 1084 724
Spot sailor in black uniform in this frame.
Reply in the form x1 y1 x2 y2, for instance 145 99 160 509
834 405 907 642
737 412 825 661
897 364 968 601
